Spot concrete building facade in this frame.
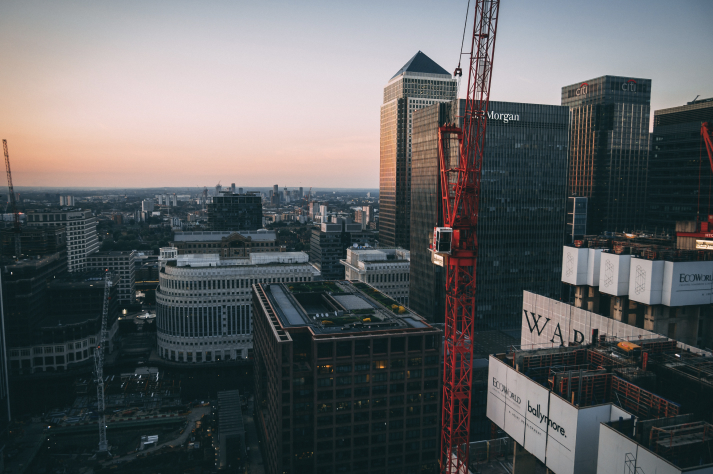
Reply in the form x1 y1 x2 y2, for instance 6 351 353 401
156 251 320 363
26 209 99 272
87 250 137 304
341 248 410 306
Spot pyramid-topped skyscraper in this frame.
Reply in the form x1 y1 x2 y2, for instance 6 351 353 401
379 51 457 249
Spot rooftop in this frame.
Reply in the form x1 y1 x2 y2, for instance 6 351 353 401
168 252 314 268
261 280 434 335
173 229 275 242
390 51 451 81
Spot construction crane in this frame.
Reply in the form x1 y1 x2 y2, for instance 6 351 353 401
702 122 713 171
431 1 500 472
94 272 112 453
3 140 21 260
676 122 713 241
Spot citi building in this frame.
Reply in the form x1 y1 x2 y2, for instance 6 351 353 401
562 75 652 235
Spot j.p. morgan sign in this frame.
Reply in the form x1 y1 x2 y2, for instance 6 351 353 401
487 110 520 123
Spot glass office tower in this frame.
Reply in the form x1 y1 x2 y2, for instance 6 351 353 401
410 100 569 328
379 51 457 249
562 76 651 235
646 98 713 232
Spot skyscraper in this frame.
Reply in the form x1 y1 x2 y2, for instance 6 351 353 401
562 75 651 235
410 100 569 327
646 98 713 232
379 51 457 249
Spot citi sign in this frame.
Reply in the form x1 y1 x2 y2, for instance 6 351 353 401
575 82 588 96
622 79 637 92
680 273 713 283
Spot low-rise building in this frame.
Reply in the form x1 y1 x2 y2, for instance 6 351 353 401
341 248 410 306
156 251 320 363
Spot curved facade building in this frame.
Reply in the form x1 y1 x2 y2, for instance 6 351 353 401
156 250 320 363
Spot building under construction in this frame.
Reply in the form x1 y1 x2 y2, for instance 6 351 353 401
487 334 713 473
562 232 713 349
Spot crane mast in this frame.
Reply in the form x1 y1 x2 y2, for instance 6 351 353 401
95 272 112 453
434 2 500 472
702 122 713 171
2 140 21 260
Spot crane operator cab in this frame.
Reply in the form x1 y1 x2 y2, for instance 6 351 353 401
433 227 453 254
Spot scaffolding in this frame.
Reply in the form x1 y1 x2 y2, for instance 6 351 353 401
649 421 713 468
611 376 680 419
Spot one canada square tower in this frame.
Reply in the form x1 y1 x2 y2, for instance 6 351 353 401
379 51 457 249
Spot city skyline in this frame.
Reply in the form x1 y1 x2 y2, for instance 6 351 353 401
1 0 711 188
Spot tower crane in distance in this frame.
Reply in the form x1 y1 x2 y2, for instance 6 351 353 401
430 1 500 472
94 271 112 453
3 140 21 260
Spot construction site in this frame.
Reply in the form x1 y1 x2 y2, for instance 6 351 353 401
488 333 713 473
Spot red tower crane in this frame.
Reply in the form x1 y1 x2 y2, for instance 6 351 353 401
702 122 713 171
675 122 713 241
432 1 500 472
3 140 21 260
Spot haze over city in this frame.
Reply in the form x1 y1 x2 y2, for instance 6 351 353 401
1 0 711 188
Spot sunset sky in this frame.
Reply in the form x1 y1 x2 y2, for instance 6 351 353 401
1 0 711 189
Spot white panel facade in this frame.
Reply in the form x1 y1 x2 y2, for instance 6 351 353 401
523 375 550 462
634 447 683 474
596 424 643 474
522 292 675 350
662 260 713 306
545 394 578 474
573 405 619 474
562 247 589 286
599 253 631 296
504 362 527 445
486 356 509 430
628 258 665 305
587 249 602 286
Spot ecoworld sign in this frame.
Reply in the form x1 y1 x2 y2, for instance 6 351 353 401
487 111 520 123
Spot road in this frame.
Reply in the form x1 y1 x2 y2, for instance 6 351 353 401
103 406 211 466
244 396 265 474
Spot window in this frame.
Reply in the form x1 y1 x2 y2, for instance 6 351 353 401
390 359 405 369
317 378 333 387
373 360 387 370
318 343 333 359
336 364 352 373
355 374 369 384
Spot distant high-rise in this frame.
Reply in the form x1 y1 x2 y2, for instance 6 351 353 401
379 51 457 249
271 184 279 206
562 75 651 234
410 100 569 326
207 193 263 232
646 98 713 231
